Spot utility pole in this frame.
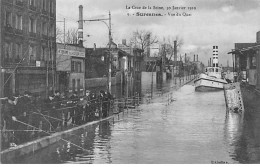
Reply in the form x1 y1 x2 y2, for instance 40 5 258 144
82 12 112 93
108 11 112 93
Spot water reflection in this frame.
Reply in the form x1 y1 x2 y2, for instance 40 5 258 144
10 76 260 164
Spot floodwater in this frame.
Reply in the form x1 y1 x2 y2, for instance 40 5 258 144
11 76 260 164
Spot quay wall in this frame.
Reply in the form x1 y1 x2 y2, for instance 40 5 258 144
0 116 114 163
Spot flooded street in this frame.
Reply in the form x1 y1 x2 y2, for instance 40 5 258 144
13 80 260 164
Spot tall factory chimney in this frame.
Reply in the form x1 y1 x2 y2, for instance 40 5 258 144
147 34 150 57
194 54 195 62
174 40 177 63
184 53 187 63
197 54 198 62
78 5 83 47
257 31 260 43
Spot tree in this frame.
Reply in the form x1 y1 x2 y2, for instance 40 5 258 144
56 27 64 43
66 28 78 45
56 27 78 45
164 35 184 61
131 29 159 56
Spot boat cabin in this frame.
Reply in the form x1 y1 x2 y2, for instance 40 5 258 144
205 67 222 79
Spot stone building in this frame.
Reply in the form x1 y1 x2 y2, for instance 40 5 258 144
56 43 85 96
0 0 56 97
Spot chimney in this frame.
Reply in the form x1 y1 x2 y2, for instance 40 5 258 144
122 39 126 46
194 54 195 62
94 43 96 50
197 54 198 62
184 53 187 63
257 31 260 43
147 34 150 57
174 40 177 63
78 5 83 47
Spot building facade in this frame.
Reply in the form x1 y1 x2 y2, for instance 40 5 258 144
56 43 85 96
228 31 260 90
0 0 56 97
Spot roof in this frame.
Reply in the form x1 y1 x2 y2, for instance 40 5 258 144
228 43 260 54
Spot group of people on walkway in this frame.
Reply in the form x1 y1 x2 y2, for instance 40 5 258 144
1 89 114 149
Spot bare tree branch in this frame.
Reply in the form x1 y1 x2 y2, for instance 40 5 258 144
131 29 158 56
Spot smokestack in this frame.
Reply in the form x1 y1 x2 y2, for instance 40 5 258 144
184 53 187 63
94 43 96 50
257 31 260 43
194 54 195 62
122 39 126 45
147 34 150 57
197 54 198 62
174 40 177 63
78 5 83 47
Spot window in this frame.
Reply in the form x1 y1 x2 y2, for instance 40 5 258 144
42 0 47 11
50 23 55 37
41 46 47 61
5 11 12 27
15 43 22 62
42 22 47 35
250 55 256 68
29 45 36 62
71 61 82 72
77 79 80 93
15 14 23 30
78 62 82 72
29 0 35 6
71 61 75 72
4 42 12 63
50 0 54 14
29 17 36 33
72 79 75 92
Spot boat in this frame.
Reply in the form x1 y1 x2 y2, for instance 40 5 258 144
194 45 227 91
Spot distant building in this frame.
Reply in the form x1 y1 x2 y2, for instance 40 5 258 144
56 43 85 96
228 31 260 89
0 0 56 97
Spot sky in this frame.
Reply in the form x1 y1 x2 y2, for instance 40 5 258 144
56 0 260 66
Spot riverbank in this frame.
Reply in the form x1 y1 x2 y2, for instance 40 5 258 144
0 75 197 163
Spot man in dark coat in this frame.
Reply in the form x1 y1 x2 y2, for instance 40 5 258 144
2 96 18 147
68 92 79 125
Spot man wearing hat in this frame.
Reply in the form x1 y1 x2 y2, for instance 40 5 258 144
82 90 91 123
2 96 18 147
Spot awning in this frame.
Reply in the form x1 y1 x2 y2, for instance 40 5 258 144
228 44 260 54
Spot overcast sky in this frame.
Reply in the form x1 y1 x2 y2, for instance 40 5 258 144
56 0 260 66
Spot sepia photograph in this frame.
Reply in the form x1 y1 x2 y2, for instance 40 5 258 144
0 0 260 164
